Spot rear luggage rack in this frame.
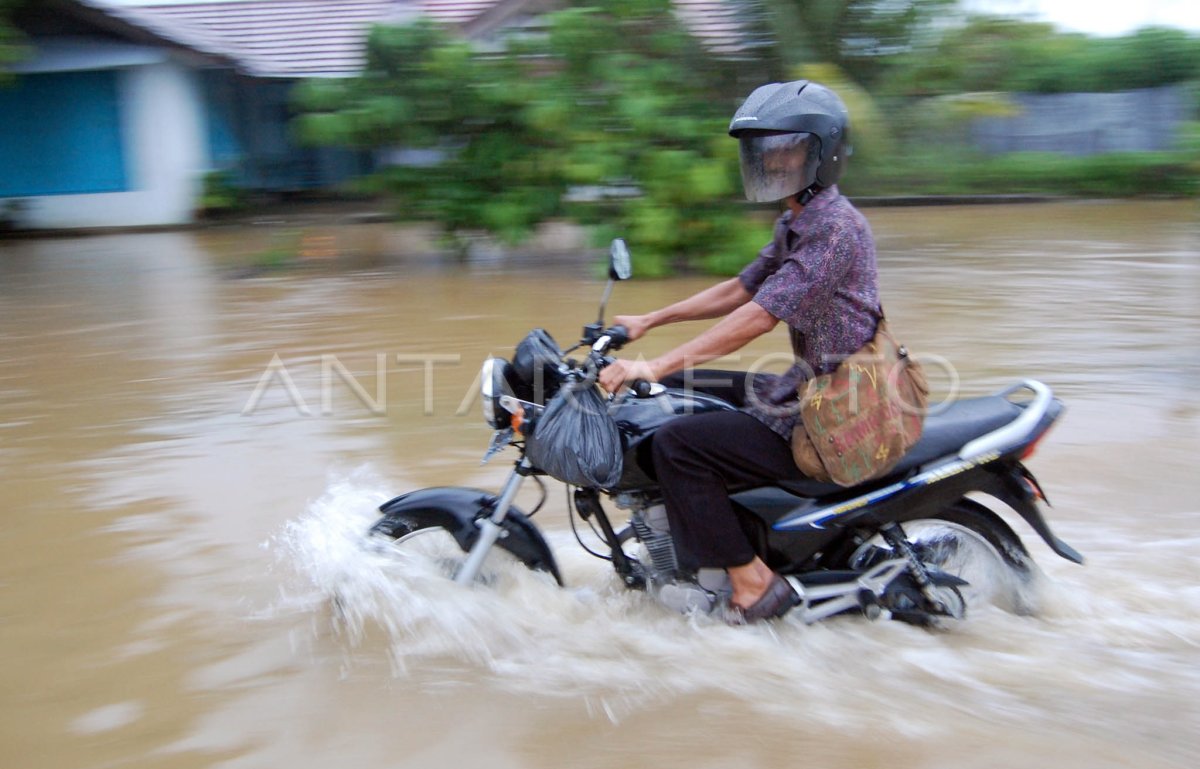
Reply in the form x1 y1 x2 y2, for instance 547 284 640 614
959 380 1053 461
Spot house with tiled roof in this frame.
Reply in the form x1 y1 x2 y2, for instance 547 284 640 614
91 0 744 75
1 0 752 229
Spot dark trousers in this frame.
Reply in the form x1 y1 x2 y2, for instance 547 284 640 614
652 370 807 569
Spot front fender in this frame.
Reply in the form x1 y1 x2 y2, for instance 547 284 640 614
371 486 563 585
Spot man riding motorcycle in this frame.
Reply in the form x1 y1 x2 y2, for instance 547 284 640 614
599 80 881 622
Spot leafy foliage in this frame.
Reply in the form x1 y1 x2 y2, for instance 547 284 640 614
295 21 565 247
850 147 1198 198
293 2 1198 274
523 0 766 275
855 14 1199 197
295 2 768 273
744 0 954 87
197 170 245 217
0 0 29 82
878 18 1200 97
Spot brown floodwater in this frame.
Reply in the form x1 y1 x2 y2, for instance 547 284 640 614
1 200 1198 769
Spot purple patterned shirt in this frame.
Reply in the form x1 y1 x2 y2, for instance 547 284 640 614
737 186 880 440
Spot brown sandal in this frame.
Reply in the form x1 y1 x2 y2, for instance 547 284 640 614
730 574 801 624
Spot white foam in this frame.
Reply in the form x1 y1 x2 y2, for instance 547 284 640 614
268 474 1200 740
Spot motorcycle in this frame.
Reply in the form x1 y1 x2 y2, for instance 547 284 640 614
367 239 1083 625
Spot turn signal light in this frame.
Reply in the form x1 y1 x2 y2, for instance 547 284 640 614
1019 422 1057 460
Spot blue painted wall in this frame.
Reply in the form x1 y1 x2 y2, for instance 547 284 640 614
200 70 242 170
0 70 128 197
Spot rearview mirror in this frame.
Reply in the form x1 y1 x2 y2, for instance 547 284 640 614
609 239 632 281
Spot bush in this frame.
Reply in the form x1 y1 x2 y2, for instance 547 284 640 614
967 153 1196 197
197 170 245 217
844 149 1197 198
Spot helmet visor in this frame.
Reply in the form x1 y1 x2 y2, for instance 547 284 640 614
738 132 815 203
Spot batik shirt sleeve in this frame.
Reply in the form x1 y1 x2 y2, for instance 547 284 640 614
738 215 788 295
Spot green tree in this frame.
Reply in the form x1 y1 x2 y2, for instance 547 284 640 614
522 0 763 274
296 1 768 274
878 17 1200 97
744 0 953 88
1 0 29 82
295 20 564 248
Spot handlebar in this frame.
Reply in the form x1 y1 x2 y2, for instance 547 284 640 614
630 379 654 398
587 324 630 356
585 325 656 397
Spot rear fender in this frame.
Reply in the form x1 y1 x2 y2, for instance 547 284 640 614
814 462 1083 566
979 465 1084 564
373 486 563 585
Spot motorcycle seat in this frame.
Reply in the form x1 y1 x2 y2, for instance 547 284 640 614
766 395 1023 499
890 394 1023 473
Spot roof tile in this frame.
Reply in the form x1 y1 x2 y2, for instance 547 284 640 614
80 0 750 77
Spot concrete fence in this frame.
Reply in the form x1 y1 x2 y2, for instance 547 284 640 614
971 86 1192 155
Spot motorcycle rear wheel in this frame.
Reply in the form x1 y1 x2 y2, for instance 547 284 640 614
844 499 1036 616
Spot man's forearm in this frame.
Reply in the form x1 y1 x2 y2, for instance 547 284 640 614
650 301 778 378
647 278 753 329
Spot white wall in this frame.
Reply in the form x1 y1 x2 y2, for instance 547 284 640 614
11 60 210 229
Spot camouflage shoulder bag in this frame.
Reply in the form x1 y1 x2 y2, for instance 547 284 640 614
790 317 929 486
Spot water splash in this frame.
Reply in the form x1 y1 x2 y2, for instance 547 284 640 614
269 472 1200 749
272 473 882 717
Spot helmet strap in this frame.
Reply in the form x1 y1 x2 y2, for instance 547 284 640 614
796 184 824 207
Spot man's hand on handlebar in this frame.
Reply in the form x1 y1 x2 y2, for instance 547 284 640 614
599 358 658 394
612 314 653 343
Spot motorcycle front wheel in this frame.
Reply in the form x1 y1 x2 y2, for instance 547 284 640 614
369 516 515 585
844 499 1037 617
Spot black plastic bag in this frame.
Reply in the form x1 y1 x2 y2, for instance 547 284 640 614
525 379 623 488
511 328 563 402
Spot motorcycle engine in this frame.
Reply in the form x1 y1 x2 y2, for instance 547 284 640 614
630 505 730 615
630 505 678 575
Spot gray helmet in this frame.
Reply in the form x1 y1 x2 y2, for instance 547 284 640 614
729 80 851 202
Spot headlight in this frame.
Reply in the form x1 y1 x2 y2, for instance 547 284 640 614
480 357 512 429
